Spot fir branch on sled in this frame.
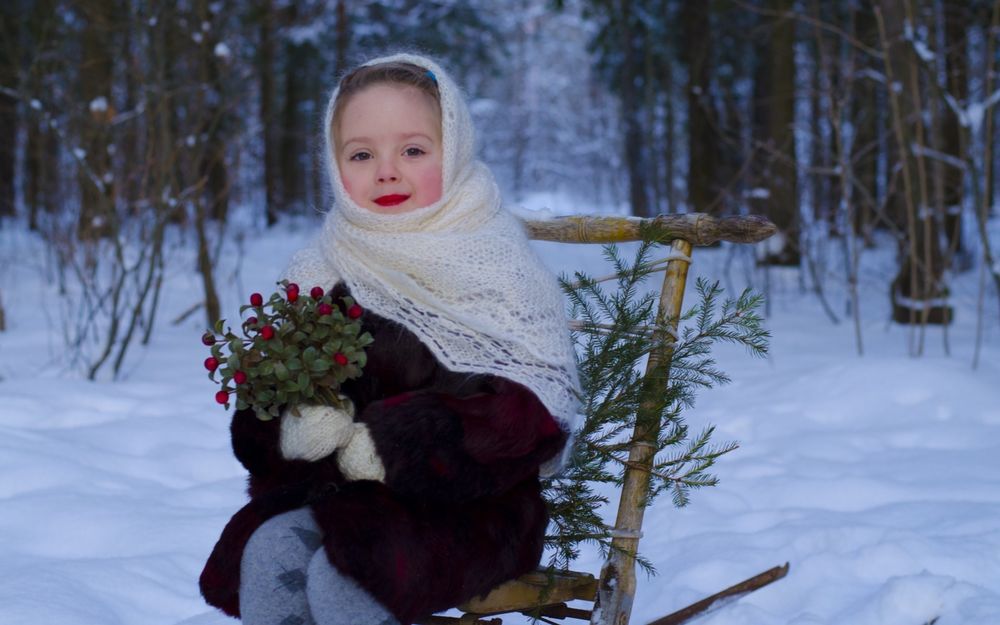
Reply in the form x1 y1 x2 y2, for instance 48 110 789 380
544 237 769 574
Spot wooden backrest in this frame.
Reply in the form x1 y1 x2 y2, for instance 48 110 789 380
522 213 776 625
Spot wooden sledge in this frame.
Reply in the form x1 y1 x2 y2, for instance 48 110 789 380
416 213 784 625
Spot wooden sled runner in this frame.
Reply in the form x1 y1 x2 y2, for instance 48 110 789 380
416 213 784 625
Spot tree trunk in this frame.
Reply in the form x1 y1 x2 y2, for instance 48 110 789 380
336 0 349 75
197 0 230 223
878 1 952 328
756 0 800 266
619 0 650 218
941 1 969 269
850 2 879 246
810 37 830 228
279 2 305 213
663 51 677 214
260 0 279 226
682 0 716 215
0 3 20 218
76 0 116 240
25 0 63 231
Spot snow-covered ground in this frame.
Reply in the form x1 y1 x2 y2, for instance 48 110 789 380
1 203 998 625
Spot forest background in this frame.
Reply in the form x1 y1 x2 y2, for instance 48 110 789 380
1 0 999 376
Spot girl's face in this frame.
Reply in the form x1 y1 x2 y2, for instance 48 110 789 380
335 84 443 214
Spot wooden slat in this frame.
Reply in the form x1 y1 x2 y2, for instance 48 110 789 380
522 213 776 246
458 570 599 615
645 563 790 625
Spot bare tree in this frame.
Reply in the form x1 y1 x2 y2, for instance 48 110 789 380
0 2 20 218
877 1 952 341
754 0 801 266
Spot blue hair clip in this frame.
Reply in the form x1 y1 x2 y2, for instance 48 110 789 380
425 69 437 84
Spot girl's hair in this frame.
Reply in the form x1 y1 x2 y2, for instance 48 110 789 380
332 61 441 131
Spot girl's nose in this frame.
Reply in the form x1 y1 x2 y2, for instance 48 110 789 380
376 160 400 183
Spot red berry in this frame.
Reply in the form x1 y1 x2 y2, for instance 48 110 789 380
310 286 324 299
245 316 258 327
286 283 299 302
250 292 263 307
215 390 230 405
260 325 275 340
347 304 363 319
317 303 333 316
287 290 299 303
204 357 219 372
201 333 216 346
334 352 349 366
233 371 247 384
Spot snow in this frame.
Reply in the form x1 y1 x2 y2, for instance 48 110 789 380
89 97 108 114
1 206 999 625
213 43 231 60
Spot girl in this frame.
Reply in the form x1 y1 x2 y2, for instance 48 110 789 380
199 53 580 625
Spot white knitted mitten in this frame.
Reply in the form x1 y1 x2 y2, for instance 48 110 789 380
279 402 355 462
337 424 386 482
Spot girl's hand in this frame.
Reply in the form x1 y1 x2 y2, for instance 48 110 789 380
337 424 385 482
279 400 355 462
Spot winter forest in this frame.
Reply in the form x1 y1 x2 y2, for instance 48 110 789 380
1 1 1000 625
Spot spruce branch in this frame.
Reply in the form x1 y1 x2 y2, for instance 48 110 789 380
545 242 768 573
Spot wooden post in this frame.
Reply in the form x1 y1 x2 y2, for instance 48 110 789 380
590 238 694 625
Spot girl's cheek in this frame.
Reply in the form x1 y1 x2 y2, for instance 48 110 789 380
424 166 443 203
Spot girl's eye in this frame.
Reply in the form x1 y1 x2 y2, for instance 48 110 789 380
404 147 426 157
349 151 372 161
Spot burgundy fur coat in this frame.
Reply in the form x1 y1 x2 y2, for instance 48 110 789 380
199 282 568 624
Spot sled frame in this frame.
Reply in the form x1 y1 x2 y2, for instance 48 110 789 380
415 213 779 625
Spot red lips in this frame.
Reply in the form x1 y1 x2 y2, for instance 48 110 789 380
373 194 410 207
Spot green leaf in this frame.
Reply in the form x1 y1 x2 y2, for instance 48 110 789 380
310 359 331 372
287 358 302 371
274 362 289 381
297 372 309 391
303 346 318 363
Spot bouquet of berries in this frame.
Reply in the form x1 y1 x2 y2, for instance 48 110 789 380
202 280 373 421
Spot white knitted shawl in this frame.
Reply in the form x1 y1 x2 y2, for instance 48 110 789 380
283 53 581 474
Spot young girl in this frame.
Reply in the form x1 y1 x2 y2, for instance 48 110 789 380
199 53 580 625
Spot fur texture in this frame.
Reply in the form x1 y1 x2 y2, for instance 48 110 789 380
199 282 567 623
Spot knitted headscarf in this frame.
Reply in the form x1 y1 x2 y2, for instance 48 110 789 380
283 53 580 474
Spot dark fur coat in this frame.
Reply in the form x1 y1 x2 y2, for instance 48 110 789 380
199 282 568 623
